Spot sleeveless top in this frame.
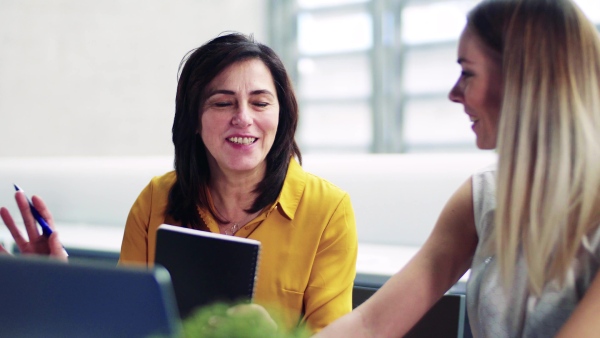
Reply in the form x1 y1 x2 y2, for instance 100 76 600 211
467 165 600 337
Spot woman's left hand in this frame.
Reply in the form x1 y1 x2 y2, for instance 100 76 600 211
0 192 68 261
226 303 278 331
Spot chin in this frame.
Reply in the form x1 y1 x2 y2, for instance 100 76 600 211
476 141 496 150
230 159 266 172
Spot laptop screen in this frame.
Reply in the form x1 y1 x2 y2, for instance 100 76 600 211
0 255 181 338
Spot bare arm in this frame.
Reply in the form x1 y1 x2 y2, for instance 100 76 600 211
315 177 478 338
555 269 600 337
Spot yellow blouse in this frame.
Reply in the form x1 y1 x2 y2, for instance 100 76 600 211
119 158 358 332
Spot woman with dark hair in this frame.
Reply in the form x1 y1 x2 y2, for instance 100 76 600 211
316 0 600 336
116 32 358 332
0 32 357 333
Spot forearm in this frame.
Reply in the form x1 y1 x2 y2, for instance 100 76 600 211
556 269 600 337
371 255 458 336
314 256 448 338
313 307 373 338
316 178 477 337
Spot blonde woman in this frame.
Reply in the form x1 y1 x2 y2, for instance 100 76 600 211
316 0 600 337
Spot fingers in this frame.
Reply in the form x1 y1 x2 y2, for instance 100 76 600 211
1 199 67 261
0 207 29 251
47 233 68 262
14 192 40 241
227 304 278 330
31 195 56 231
0 242 10 255
227 303 266 315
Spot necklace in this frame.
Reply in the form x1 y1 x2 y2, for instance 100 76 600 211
224 222 241 236
219 210 260 236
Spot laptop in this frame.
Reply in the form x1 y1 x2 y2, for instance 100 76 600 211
404 293 468 338
0 255 182 338
353 284 468 338
155 224 261 319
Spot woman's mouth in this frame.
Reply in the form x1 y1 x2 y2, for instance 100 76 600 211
227 137 257 145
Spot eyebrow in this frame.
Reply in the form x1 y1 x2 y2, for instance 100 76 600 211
206 89 276 97
457 57 472 65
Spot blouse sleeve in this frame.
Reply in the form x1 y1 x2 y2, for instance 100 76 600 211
303 193 358 332
118 181 153 266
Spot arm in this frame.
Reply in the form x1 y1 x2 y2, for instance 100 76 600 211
118 182 153 265
555 269 600 337
0 192 67 261
315 178 478 338
304 193 358 332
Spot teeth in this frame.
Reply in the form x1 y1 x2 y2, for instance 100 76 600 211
469 116 478 122
228 137 256 145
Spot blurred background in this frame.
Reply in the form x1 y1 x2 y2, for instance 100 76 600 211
1 0 599 157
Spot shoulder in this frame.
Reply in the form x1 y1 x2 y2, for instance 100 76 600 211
290 168 356 234
471 163 496 200
288 159 349 203
299 171 354 222
137 171 177 199
280 159 353 219
472 163 496 185
306 171 349 199
149 170 177 190
285 157 348 195
471 163 497 235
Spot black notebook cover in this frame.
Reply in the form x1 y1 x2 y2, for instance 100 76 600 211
155 224 261 319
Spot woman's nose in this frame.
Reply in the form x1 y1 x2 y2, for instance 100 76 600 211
232 104 252 127
448 80 463 103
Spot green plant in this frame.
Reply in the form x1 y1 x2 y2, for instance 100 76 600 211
155 301 312 338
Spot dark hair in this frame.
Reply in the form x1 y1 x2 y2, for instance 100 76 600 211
168 32 302 229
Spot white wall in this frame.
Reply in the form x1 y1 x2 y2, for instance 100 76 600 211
0 0 267 157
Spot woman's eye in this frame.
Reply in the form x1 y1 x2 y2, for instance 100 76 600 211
461 70 473 78
254 102 269 108
214 102 232 107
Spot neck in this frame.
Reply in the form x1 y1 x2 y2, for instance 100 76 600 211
209 168 264 222
206 157 267 226
208 184 262 235
209 182 255 218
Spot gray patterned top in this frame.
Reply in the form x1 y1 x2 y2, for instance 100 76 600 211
467 165 600 337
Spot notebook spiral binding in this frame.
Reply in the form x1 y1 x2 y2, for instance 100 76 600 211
249 245 261 300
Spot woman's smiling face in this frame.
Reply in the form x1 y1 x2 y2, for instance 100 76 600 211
199 58 279 176
448 26 503 150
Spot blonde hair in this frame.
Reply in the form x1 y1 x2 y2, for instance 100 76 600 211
469 0 600 295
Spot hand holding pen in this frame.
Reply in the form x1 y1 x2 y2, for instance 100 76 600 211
0 185 68 261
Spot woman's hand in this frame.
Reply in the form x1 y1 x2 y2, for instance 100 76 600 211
0 192 68 261
225 303 278 331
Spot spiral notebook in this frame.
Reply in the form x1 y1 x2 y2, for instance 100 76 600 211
155 224 261 319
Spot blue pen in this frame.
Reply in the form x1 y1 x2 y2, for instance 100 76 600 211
13 184 53 237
